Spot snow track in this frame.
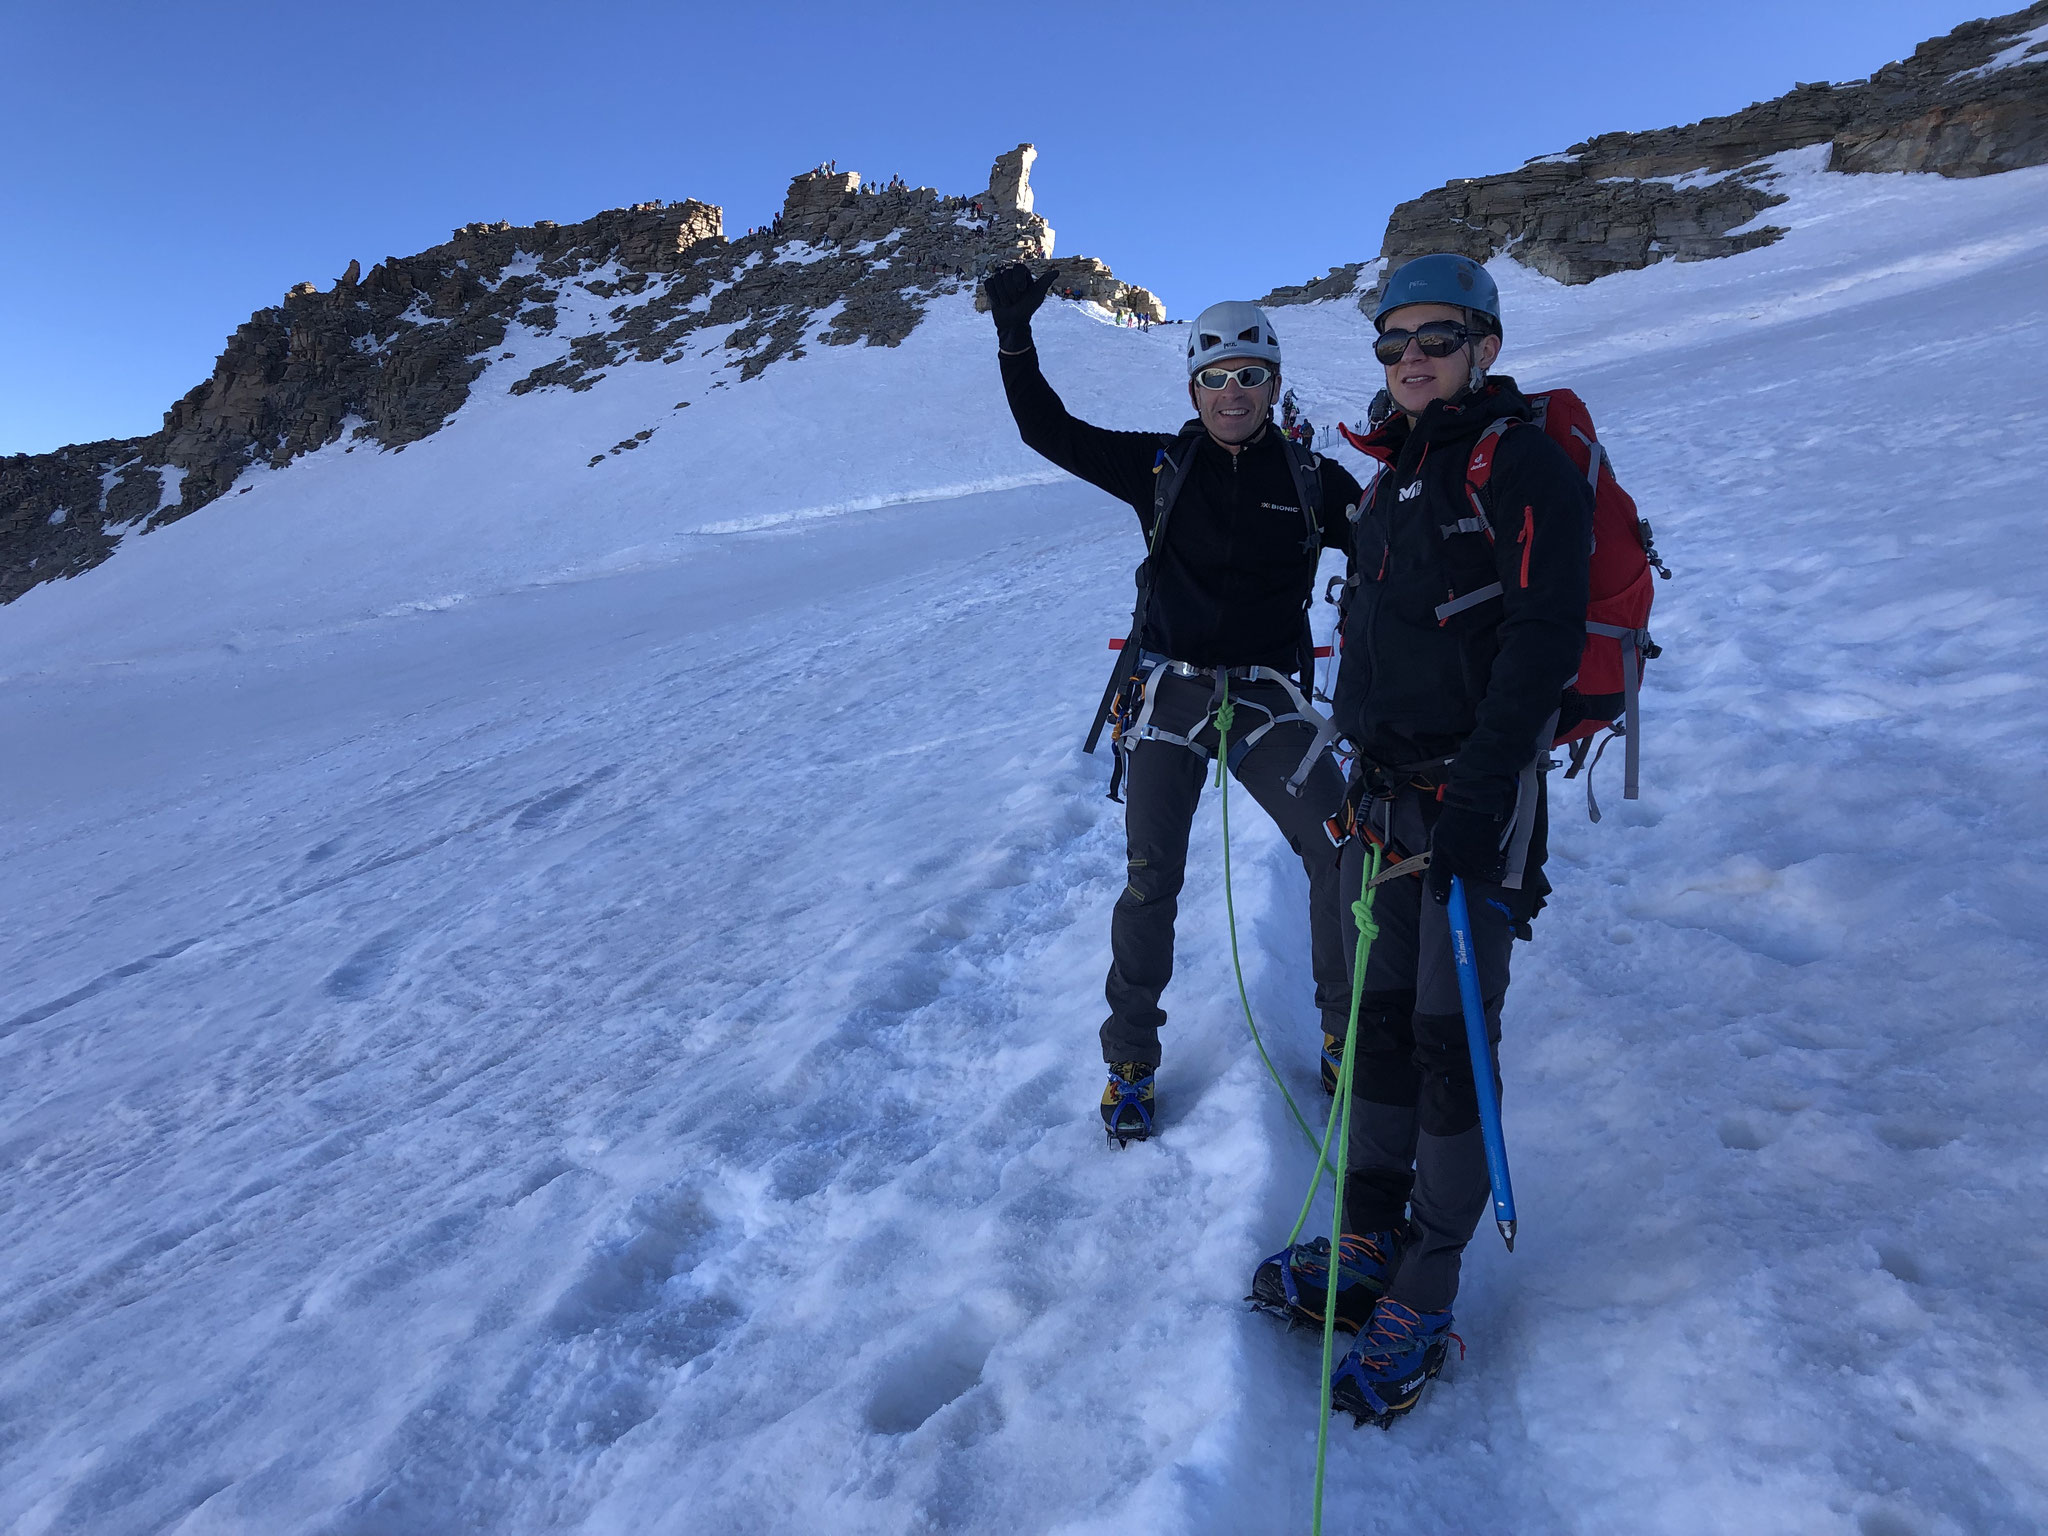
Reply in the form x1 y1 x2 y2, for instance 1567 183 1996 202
4 160 2048 1533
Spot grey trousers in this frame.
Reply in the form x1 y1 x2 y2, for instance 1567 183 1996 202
1337 785 1517 1314
1100 670 1349 1069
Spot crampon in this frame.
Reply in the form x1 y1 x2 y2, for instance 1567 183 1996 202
1246 1231 1396 1334
1100 1062 1154 1148
1328 1298 1464 1430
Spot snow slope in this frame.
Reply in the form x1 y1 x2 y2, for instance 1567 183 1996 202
4 151 2048 1534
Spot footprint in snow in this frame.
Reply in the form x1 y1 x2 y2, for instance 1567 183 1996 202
1717 1114 1771 1151
324 927 410 1000
512 764 620 831
865 1309 998 1435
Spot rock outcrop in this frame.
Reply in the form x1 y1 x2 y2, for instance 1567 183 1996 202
986 144 1037 214
1361 1 2047 303
1 146 1160 605
1261 262 1368 307
1032 256 1166 322
957 145 1163 321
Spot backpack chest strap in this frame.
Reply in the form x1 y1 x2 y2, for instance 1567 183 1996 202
1425 421 1521 622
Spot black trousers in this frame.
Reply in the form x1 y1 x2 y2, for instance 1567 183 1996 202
1100 670 1348 1068
1337 785 1517 1315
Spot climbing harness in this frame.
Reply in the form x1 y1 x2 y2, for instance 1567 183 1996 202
1121 654 1339 801
1086 429 1330 798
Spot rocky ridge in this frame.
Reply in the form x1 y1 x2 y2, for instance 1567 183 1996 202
1263 1 2048 307
2 145 1160 605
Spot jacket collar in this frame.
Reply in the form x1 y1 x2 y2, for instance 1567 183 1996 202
1365 378 1532 473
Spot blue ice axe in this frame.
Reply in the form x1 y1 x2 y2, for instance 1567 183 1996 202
1447 876 1516 1251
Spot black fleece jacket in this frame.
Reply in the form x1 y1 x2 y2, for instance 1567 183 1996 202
1000 347 1362 671
1333 378 1593 796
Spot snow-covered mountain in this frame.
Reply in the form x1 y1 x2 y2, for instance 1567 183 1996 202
0 142 1158 607
6 18 2048 1536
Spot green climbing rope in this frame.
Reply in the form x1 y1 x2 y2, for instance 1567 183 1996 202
1313 857 1381 1536
1212 677 1319 1152
1208 675 1389 1533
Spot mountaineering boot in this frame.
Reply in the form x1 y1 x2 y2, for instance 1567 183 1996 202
1329 1297 1461 1429
1249 1228 1398 1334
1101 1062 1155 1146
1321 1031 1345 1097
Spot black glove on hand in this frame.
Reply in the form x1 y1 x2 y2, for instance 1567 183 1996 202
984 263 1059 353
1428 777 1517 904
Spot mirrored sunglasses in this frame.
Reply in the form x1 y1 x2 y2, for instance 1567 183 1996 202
1372 321 1475 366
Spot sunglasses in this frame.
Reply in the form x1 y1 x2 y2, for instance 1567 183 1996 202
1194 364 1274 391
1372 321 1476 365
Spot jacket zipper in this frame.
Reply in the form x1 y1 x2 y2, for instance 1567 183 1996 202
1363 461 1403 708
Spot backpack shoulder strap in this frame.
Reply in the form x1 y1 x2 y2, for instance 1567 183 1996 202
1463 416 1521 497
1086 430 1200 759
1146 427 1204 560
1278 436 1329 691
1280 435 1324 553
1444 416 1521 542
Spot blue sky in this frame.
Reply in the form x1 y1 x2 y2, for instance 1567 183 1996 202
0 0 1997 455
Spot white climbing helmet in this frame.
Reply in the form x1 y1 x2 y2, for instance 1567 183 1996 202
1186 300 1281 378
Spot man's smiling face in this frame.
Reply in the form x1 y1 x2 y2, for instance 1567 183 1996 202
1192 359 1278 446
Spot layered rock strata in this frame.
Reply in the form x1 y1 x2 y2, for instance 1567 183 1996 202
2 146 1156 604
1277 2 2046 309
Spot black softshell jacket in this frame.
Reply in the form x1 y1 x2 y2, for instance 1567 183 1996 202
1333 378 1594 794
1001 348 1362 671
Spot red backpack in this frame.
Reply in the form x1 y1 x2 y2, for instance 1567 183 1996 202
1341 388 1670 819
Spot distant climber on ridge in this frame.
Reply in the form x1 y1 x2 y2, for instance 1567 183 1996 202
982 262 1363 1147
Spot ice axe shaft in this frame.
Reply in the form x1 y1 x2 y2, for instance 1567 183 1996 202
1447 877 1517 1251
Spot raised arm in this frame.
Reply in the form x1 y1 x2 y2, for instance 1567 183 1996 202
987 264 1162 509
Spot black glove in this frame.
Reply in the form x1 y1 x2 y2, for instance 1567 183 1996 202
984 263 1059 353
1428 777 1517 904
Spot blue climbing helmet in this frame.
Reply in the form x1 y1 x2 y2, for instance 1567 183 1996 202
1372 253 1502 337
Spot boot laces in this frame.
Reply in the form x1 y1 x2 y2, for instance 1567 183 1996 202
1335 1232 1390 1270
1357 1298 1453 1365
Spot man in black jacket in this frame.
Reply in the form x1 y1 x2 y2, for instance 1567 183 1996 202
1255 254 1594 1425
983 263 1364 1144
